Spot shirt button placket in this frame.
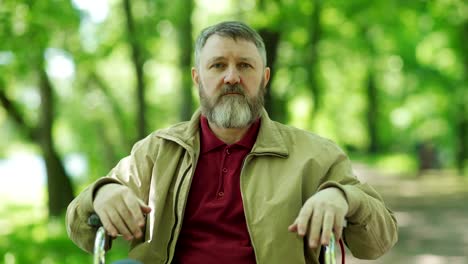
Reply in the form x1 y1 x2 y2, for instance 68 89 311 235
217 147 230 199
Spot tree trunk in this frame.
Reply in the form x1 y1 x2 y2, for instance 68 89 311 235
38 68 74 217
456 102 467 174
308 0 322 114
363 26 380 154
123 0 147 140
456 21 468 175
258 29 283 122
366 71 379 153
178 0 194 121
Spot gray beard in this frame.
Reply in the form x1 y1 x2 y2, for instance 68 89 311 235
199 82 265 128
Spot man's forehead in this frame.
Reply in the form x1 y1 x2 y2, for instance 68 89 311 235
204 34 253 45
207 56 256 62
200 35 261 60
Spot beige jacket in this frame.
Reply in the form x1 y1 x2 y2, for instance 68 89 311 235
66 109 398 263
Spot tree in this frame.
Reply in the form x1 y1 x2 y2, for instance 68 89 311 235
253 0 287 123
0 1 79 216
176 0 195 121
455 19 467 174
38 63 75 216
0 62 75 217
306 0 323 114
123 0 148 140
258 28 281 119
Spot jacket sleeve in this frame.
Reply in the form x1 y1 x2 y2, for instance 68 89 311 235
66 137 156 253
65 177 120 253
317 152 398 259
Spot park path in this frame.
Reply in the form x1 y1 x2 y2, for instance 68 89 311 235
342 164 468 264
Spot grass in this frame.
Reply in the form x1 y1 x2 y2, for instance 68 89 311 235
0 202 128 264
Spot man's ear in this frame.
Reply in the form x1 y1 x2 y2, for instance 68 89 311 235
191 67 199 86
263 67 271 88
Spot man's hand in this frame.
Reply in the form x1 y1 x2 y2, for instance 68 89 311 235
93 183 152 241
288 187 348 248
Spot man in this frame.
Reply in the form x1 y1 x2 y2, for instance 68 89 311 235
66 21 398 264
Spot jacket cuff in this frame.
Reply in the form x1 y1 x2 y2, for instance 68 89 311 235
317 181 371 224
91 177 124 201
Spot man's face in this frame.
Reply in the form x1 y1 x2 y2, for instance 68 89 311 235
192 34 270 128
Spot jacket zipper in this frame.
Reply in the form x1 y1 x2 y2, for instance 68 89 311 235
240 151 287 263
164 151 198 264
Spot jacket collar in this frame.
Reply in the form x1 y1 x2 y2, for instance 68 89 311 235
155 108 289 158
251 109 288 157
154 109 202 153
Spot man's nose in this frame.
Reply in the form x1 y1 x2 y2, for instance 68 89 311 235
223 66 240 84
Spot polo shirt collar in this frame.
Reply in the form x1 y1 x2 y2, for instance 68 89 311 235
200 115 260 154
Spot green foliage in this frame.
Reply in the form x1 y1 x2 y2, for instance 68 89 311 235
1 0 465 179
0 203 128 263
0 0 467 260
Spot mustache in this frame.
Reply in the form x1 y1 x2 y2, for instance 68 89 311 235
221 84 245 96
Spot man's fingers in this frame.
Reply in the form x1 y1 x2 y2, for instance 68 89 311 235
100 211 119 237
320 211 334 245
334 214 345 240
124 196 146 232
138 199 152 214
109 209 133 240
288 219 298 232
121 198 144 238
308 209 323 248
92 184 150 241
296 202 314 236
289 188 349 247
288 224 298 232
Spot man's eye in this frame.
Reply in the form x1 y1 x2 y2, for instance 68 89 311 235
211 63 225 69
239 63 252 69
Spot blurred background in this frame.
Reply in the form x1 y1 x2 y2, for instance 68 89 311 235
0 0 467 263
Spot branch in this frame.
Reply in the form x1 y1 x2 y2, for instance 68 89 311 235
0 83 37 141
89 71 133 147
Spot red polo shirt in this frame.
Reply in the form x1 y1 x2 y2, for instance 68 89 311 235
172 116 260 264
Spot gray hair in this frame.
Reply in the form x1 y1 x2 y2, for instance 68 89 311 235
194 21 267 68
